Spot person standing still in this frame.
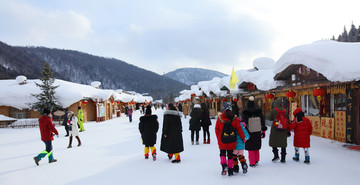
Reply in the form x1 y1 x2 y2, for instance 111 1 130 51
62 108 69 137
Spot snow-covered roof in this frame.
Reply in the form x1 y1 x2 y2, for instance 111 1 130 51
0 114 17 121
0 79 153 110
274 40 360 82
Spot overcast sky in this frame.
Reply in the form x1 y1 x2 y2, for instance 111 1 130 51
0 0 359 75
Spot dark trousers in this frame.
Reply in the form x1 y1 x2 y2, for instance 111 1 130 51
220 149 233 159
63 124 69 135
191 130 199 142
202 125 210 139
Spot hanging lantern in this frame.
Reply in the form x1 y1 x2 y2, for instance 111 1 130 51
117 101 120 105
83 100 88 106
286 90 296 101
313 87 326 101
191 94 196 97
216 99 220 102
233 98 238 102
266 93 275 100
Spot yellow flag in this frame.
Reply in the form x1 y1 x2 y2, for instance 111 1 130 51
229 67 239 89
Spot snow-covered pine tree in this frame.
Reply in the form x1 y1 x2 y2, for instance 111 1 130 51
341 26 349 42
30 62 61 114
348 23 358 42
356 25 360 42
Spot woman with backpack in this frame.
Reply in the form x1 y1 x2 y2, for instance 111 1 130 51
269 98 289 163
242 96 267 167
215 102 246 176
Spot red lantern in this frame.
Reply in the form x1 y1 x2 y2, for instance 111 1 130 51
83 100 88 106
266 93 275 100
216 99 219 102
117 101 120 105
233 98 238 102
313 87 326 101
286 90 296 101
191 94 196 97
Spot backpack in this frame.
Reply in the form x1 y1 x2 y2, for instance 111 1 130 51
221 121 237 143
248 116 262 133
273 108 289 130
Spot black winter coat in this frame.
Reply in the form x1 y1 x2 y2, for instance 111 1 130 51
201 110 211 127
139 115 159 146
242 108 267 151
160 110 184 154
189 108 202 131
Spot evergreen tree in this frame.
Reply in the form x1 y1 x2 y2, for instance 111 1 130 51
30 62 61 114
356 25 360 42
341 26 349 42
348 23 358 42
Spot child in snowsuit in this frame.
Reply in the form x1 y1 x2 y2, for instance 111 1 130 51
289 108 313 164
215 103 246 176
139 106 159 160
233 120 250 174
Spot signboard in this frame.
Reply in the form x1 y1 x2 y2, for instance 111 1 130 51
335 111 346 143
290 102 297 121
346 88 353 143
320 117 335 140
307 116 321 136
97 103 106 118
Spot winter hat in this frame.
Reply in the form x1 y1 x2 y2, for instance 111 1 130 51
43 108 50 115
145 105 152 115
194 104 201 108
68 111 74 116
223 102 231 111
293 108 303 116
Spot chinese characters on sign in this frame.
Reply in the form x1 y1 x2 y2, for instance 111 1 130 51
307 116 321 137
290 102 297 121
346 88 353 143
335 111 346 143
320 117 335 140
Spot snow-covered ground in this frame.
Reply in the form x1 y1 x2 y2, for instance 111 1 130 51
0 108 359 185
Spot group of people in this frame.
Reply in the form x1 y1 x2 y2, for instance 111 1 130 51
34 106 85 166
215 96 313 177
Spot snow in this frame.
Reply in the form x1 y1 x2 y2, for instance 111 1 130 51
274 40 360 82
0 79 153 110
1 109 359 185
253 57 275 70
0 115 16 121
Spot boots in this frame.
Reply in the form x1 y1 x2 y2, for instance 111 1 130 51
280 148 286 163
67 136 73 148
76 136 82 147
207 138 210 144
196 141 200 145
228 168 234 176
221 164 227 176
241 161 248 174
293 153 299 161
304 156 310 164
203 139 207 144
272 148 279 162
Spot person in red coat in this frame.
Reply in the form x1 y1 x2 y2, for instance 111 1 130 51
288 108 313 164
33 108 59 166
215 102 246 176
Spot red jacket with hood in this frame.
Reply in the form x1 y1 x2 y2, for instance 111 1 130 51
39 115 59 141
215 111 245 150
289 108 313 148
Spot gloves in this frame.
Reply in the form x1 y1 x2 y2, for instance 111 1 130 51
243 138 247 143
261 131 266 138
287 131 291 137
56 134 59 138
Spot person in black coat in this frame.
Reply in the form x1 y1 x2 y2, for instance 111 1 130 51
242 96 267 167
232 101 240 117
200 103 212 144
139 105 159 160
189 104 202 145
62 108 69 137
160 103 184 163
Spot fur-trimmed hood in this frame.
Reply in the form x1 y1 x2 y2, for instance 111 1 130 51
164 110 181 117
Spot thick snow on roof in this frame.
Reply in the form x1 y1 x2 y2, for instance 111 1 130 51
274 40 360 82
0 114 17 121
236 68 278 91
0 79 152 109
253 57 275 70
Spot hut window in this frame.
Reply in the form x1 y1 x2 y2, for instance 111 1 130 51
301 95 320 116
10 108 29 119
334 94 346 111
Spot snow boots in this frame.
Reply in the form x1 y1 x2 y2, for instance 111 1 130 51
203 139 207 144
293 153 300 161
304 156 310 164
272 148 280 162
207 138 210 144
221 164 228 176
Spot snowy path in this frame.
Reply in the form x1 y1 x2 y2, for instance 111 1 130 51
0 108 359 185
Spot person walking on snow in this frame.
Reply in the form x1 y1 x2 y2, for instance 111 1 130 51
189 104 202 145
289 108 313 164
127 106 133 122
139 105 159 161
62 108 69 137
160 103 184 163
242 96 267 167
33 108 59 166
77 106 85 132
269 98 289 163
67 111 82 148
232 119 250 174
215 102 246 176
182 103 189 119
200 102 211 144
